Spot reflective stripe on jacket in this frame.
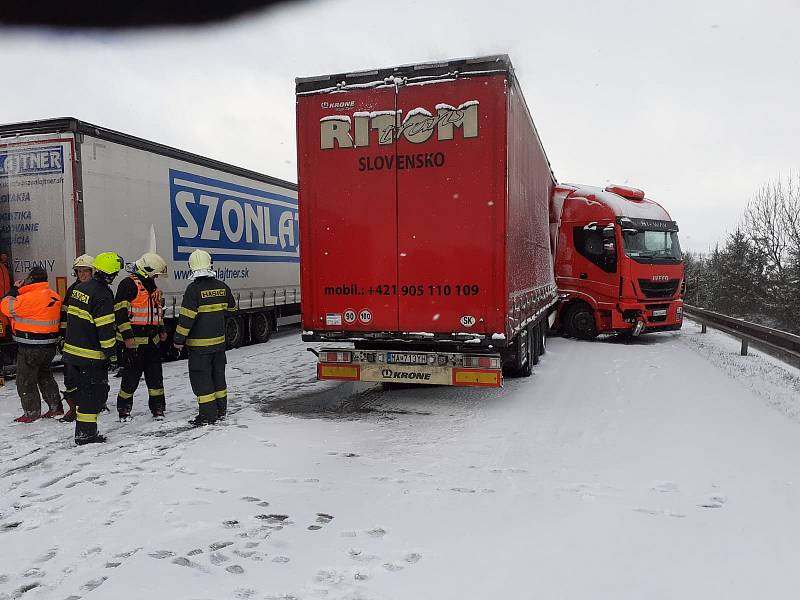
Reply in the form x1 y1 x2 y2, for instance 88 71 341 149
0 282 62 345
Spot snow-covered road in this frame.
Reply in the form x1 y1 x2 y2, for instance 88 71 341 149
2 323 800 600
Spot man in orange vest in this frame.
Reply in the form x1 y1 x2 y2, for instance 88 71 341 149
114 253 168 421
0 266 63 422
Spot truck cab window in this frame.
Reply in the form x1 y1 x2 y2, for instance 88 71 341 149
573 227 617 273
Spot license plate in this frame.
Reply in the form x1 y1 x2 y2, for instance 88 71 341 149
386 352 428 365
652 309 667 317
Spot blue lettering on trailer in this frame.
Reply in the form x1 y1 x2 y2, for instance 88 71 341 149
0 146 64 177
169 169 299 263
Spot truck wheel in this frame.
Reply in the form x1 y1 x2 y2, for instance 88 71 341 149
517 328 533 377
564 303 598 340
531 323 541 365
225 316 245 349
251 311 272 344
539 320 547 355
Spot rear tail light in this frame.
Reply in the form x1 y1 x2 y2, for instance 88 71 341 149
463 355 500 369
320 351 352 363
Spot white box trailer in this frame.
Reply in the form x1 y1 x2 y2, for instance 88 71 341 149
0 117 299 366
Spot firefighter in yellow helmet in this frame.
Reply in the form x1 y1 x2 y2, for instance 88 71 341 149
173 250 236 425
114 253 168 421
58 254 94 422
62 251 123 445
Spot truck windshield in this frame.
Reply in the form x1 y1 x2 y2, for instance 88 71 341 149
621 230 681 262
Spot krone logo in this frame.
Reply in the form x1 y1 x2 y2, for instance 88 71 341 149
380 368 432 381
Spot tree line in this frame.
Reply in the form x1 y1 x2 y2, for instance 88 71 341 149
683 173 800 334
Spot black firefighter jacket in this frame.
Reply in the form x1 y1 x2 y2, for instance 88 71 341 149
173 276 236 353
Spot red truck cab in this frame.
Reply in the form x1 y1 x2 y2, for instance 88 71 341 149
551 183 684 338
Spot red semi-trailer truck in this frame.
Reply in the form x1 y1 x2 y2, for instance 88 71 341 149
296 55 558 387
550 183 685 338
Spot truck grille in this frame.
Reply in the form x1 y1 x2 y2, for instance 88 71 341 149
638 279 679 298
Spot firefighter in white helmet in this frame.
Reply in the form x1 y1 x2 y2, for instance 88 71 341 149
58 254 95 422
173 250 236 425
114 253 169 421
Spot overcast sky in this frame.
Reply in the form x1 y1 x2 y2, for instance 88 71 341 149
2 0 798 251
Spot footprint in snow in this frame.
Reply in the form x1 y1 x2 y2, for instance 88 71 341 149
115 548 142 559
187 549 203 556
148 550 176 559
308 512 334 530
450 487 476 493
699 495 727 509
14 582 41 596
81 576 108 592
209 541 234 551
349 549 380 563
105 562 122 568
22 567 45 578
272 556 290 564
241 496 260 502
383 562 404 572
36 548 57 563
404 552 422 564
210 551 230 565
366 527 387 538
171 557 207 571
226 564 245 574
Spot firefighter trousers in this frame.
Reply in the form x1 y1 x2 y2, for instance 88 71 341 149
65 361 109 441
16 344 60 417
117 343 165 417
188 350 227 422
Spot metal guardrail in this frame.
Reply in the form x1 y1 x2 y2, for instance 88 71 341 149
683 305 800 359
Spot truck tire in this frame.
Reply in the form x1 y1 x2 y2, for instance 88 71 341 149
251 311 273 344
516 328 533 377
531 323 541 366
225 316 245 349
563 303 598 340
539 320 547 355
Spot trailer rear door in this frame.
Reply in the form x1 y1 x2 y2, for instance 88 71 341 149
298 74 508 337
395 76 507 335
0 135 77 297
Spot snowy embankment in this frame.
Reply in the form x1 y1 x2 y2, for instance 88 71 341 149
2 326 800 600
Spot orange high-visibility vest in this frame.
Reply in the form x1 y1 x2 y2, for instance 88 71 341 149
0 282 62 344
128 276 163 326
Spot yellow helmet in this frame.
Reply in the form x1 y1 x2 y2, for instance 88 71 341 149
93 251 124 276
135 253 167 278
72 254 95 270
188 249 212 272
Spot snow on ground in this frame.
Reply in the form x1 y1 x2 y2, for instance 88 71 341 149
2 327 800 599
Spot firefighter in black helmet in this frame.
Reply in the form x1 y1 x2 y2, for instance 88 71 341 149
62 251 123 445
173 250 236 426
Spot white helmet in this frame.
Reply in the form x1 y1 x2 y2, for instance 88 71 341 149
188 249 212 272
72 254 95 271
135 253 168 277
